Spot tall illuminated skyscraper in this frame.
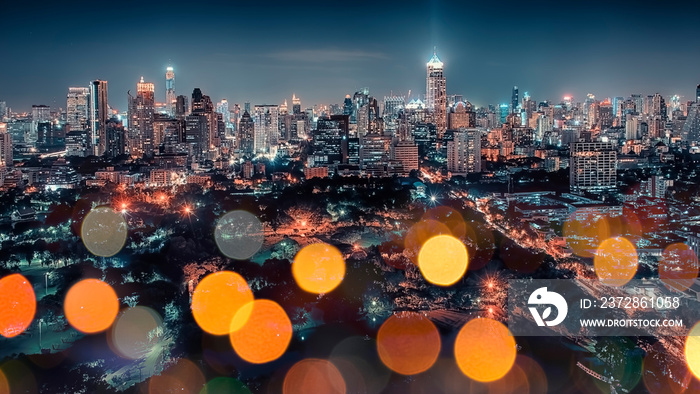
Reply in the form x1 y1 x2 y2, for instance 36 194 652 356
426 48 446 137
511 86 519 113
0 123 12 167
292 94 302 115
89 80 108 156
165 66 175 116
67 87 89 132
127 77 155 157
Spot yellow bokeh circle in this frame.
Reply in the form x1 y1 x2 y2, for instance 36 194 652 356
191 271 254 335
293 243 346 294
418 235 468 286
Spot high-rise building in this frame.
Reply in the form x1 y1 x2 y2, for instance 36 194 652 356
165 66 175 116
511 86 519 113
67 87 89 132
238 110 254 158
127 77 155 157
448 101 475 130
312 115 349 165
105 118 125 158
89 80 108 156
426 48 446 137
696 84 700 103
175 95 188 118
569 142 617 193
0 102 6 120
253 104 279 155
682 103 700 145
186 88 218 158
292 94 302 115
216 99 230 126
391 141 419 175
447 128 481 175
0 123 12 167
30 105 51 144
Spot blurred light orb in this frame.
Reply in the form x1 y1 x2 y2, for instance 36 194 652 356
191 271 253 335
293 243 346 294
214 210 265 260
229 299 292 364
594 236 638 287
685 322 700 381
110 306 163 360
64 279 119 334
454 318 517 382
81 206 128 257
418 235 468 286
283 358 346 394
376 312 441 375
0 274 36 338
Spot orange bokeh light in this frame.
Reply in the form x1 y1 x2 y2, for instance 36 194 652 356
191 271 254 335
454 318 517 382
594 236 638 287
685 322 700 381
376 312 441 375
0 274 36 338
64 279 119 334
293 243 345 294
418 235 469 286
404 219 451 264
659 243 699 292
283 358 346 394
229 299 292 364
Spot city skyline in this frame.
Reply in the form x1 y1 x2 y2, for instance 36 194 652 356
2 0 700 111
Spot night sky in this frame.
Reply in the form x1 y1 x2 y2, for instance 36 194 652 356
1 0 699 112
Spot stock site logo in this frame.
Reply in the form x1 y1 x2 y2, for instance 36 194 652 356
528 287 568 327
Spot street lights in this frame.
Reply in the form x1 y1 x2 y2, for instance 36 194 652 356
44 272 49 295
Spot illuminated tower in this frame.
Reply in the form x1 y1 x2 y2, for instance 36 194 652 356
89 80 108 156
511 86 519 113
127 77 155 157
165 66 175 116
67 87 89 131
292 94 302 115
426 47 446 137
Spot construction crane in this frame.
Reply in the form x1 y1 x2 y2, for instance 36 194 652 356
577 362 628 394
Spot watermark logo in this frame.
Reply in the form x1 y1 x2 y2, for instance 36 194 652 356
528 287 568 327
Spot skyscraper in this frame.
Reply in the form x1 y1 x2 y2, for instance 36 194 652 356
511 86 519 113
89 80 108 156
0 123 12 167
253 104 279 154
292 94 302 115
127 77 155 157
165 66 175 116
105 118 125 158
569 142 617 193
66 87 89 132
426 48 446 137
447 128 481 175
238 110 254 158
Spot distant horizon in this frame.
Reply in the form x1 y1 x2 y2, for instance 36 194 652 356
1 0 699 112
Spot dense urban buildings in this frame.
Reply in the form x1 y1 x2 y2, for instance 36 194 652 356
2 38 700 394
